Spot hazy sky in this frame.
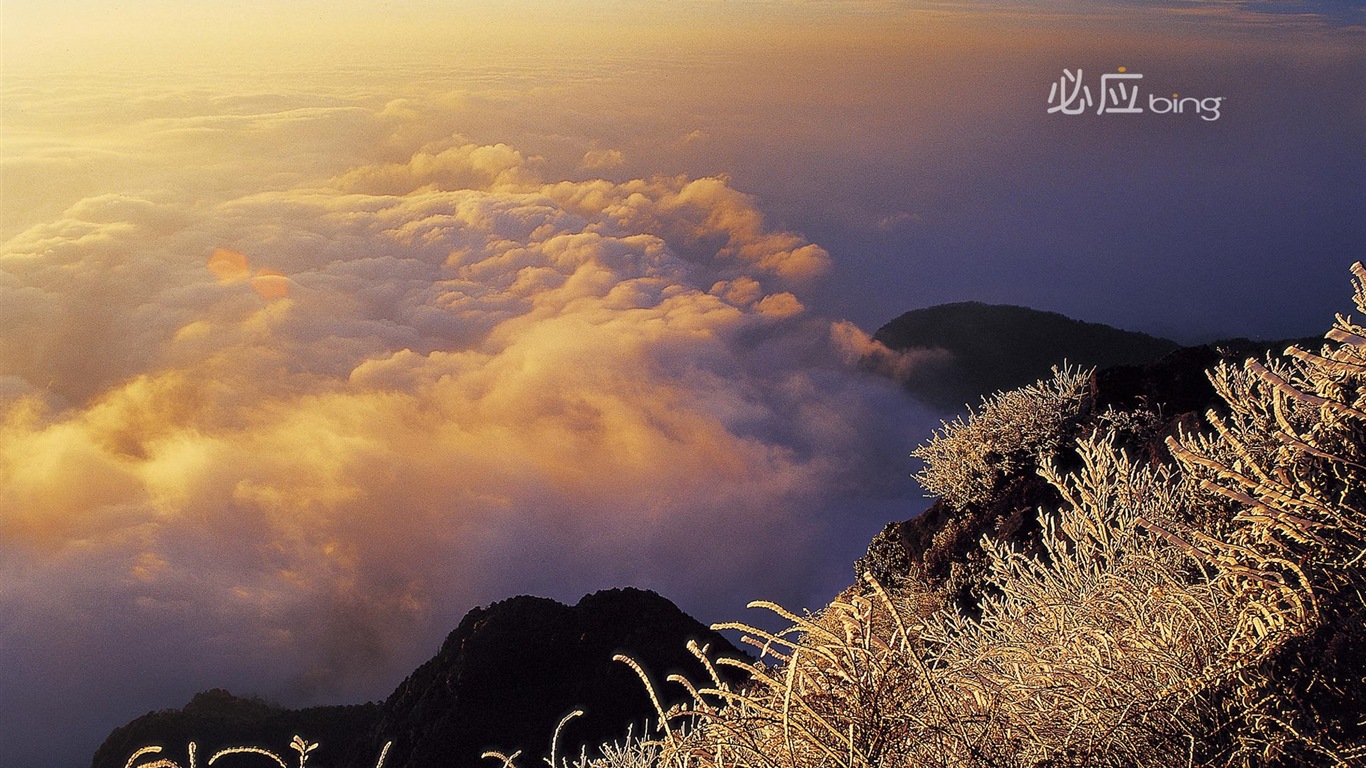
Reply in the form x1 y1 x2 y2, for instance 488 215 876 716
2 2 1363 766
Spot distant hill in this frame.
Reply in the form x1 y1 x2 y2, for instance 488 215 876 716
91 691 379 768
872 302 1180 409
92 588 747 768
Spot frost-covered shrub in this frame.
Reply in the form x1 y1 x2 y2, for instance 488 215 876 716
912 366 1091 509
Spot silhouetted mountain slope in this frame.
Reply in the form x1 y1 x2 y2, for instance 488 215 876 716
873 302 1180 408
349 588 746 768
93 589 745 768
91 690 380 768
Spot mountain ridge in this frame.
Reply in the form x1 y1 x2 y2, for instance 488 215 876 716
92 588 747 768
873 300 1181 408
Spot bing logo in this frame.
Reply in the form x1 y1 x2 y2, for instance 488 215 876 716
1048 67 1224 121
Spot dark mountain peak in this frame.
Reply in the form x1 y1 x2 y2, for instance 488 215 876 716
435 593 567 651
872 301 1180 409
179 689 278 718
875 301 1172 343
367 588 745 768
94 589 744 768
576 585 669 609
575 587 695 629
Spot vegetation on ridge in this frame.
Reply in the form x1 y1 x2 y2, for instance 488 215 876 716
505 265 1366 767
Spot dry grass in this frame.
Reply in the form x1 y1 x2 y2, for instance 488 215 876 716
122 737 393 768
537 264 1366 768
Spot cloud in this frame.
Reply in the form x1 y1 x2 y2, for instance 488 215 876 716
0 108 925 765
918 0 1366 28
1235 0 1366 27
580 148 627 170
334 140 541 195
830 320 954 383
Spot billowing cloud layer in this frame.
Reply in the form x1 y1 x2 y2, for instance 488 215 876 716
0 94 928 765
12 11 1350 764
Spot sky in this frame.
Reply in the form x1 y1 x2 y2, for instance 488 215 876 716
2 2 1363 766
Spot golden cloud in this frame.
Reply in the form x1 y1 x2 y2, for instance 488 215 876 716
208 248 253 283
0 95 927 759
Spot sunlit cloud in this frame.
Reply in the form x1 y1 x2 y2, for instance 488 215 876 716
0 86 925 765
207 248 253 283
580 148 627 170
905 0 1366 28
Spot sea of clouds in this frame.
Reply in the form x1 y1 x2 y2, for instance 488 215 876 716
0 72 935 765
